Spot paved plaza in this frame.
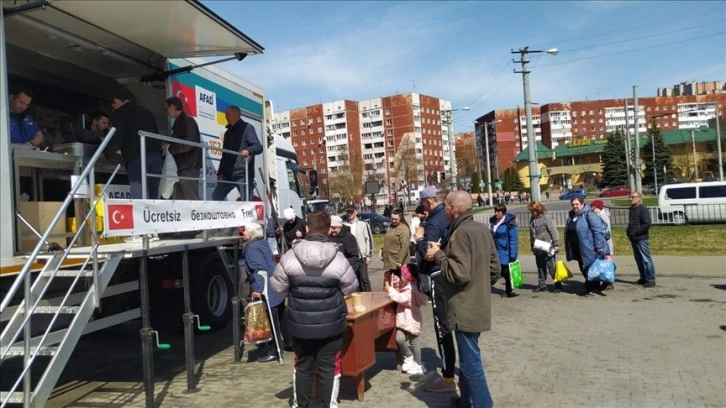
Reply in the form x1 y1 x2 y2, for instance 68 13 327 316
49 255 726 408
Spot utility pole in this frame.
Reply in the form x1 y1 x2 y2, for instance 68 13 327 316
623 100 635 192
633 86 642 194
716 105 723 181
512 46 558 202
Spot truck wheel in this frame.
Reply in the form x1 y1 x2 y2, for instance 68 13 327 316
193 255 233 331
672 212 686 225
373 224 384 234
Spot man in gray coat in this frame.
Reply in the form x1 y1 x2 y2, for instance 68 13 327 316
426 191 501 408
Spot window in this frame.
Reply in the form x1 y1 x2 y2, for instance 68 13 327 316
665 187 696 200
699 185 726 199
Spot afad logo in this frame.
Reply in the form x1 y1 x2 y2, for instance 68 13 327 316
255 204 265 221
108 204 134 230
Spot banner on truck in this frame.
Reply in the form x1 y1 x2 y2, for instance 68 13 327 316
102 199 264 237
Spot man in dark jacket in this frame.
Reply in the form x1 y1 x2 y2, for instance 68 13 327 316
414 186 457 393
627 192 656 287
426 191 501 408
110 94 162 199
164 96 201 201
212 105 262 201
270 212 358 408
329 215 361 275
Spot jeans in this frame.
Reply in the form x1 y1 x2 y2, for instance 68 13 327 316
212 174 254 201
126 153 162 200
631 239 656 282
292 335 342 408
455 330 493 408
535 253 555 288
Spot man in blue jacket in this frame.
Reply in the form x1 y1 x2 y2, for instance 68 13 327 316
414 186 457 393
213 105 262 201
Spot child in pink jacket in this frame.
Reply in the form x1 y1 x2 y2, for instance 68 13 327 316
385 265 429 375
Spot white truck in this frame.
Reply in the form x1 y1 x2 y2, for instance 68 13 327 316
0 1 307 406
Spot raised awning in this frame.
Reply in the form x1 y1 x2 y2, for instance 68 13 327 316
3 0 263 78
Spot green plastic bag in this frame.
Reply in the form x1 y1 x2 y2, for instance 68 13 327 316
509 260 524 289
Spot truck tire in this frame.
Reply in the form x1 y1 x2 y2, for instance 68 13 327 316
193 253 233 331
672 212 686 225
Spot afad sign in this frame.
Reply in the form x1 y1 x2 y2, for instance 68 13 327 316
103 199 265 237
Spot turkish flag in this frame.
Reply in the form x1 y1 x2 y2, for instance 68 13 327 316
107 204 135 230
255 204 265 221
170 80 197 116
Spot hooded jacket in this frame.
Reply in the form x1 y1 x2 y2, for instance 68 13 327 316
270 235 358 339
416 202 451 278
565 205 609 269
489 212 518 265
386 275 428 335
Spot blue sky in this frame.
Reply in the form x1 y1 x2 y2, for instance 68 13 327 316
204 1 725 133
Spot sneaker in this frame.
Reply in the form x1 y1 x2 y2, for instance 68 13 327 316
407 363 427 375
643 281 656 288
402 356 415 373
533 286 547 293
423 377 458 393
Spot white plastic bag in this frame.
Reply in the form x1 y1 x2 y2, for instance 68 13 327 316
159 152 179 199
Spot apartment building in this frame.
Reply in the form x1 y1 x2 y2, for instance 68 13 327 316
271 93 454 202
476 92 726 179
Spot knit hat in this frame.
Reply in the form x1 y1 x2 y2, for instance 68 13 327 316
590 200 604 210
283 208 296 221
330 215 343 228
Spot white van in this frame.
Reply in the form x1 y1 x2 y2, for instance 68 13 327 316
657 181 726 224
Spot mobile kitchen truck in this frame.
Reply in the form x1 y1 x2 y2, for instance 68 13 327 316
0 1 309 406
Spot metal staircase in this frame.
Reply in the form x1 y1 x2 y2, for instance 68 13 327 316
0 130 125 408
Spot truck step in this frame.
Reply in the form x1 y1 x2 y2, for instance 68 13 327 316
3 344 58 357
24 305 80 314
0 391 24 404
40 269 93 278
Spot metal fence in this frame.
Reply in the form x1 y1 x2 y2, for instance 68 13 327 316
472 206 700 227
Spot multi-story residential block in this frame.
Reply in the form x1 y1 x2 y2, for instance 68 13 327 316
271 93 454 203
476 92 726 180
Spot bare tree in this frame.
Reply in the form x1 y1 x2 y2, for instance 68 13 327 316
327 148 359 204
392 132 419 205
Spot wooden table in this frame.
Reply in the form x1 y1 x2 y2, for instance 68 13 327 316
340 292 399 402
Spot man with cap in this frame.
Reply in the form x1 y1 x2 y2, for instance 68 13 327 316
277 208 306 248
414 186 458 393
329 215 360 276
344 205 373 292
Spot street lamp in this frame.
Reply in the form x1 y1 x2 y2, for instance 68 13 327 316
477 119 502 207
512 46 558 202
443 106 470 191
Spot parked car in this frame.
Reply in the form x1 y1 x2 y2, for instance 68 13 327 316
657 181 726 224
598 185 630 197
341 212 391 234
559 189 587 200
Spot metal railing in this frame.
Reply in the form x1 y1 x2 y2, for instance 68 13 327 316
1 128 121 407
474 206 679 227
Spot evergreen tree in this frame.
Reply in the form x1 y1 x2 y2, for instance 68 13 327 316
504 168 525 192
601 130 629 187
642 124 673 185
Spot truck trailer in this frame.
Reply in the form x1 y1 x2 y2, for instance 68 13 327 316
0 1 306 406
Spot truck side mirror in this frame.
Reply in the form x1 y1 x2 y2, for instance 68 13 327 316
309 170 318 187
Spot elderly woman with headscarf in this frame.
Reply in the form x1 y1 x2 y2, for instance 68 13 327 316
243 222 289 361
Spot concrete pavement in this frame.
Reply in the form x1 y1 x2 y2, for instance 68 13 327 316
49 254 726 407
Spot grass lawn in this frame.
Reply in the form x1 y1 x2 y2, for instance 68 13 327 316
373 224 726 257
